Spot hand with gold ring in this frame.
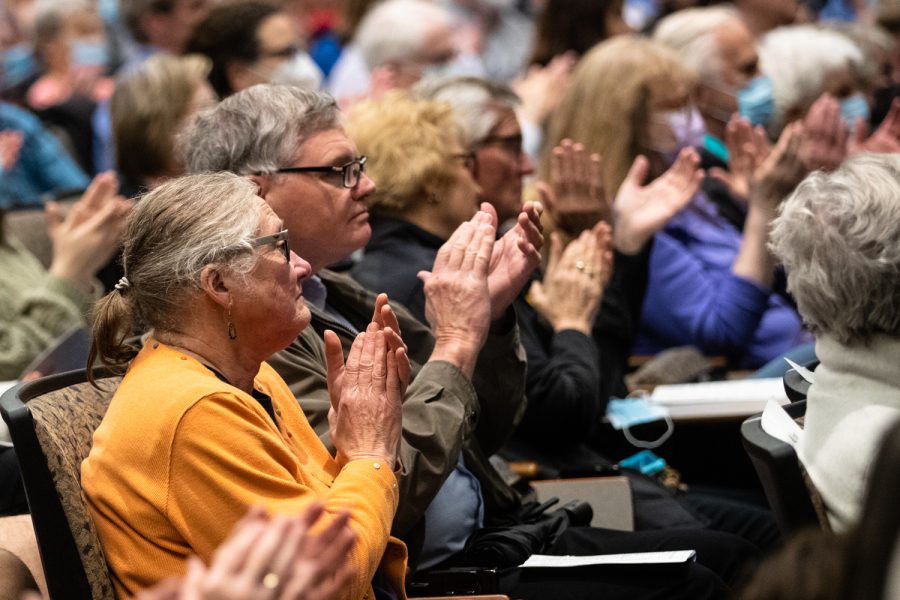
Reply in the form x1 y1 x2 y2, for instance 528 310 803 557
142 504 356 600
528 221 614 335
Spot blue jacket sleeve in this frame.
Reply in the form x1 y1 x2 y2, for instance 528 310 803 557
640 232 770 357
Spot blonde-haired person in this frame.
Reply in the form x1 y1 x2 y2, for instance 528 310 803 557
348 91 483 322
345 91 772 600
81 172 411 599
111 53 216 196
544 35 810 369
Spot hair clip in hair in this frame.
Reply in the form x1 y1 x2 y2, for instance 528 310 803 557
114 277 131 294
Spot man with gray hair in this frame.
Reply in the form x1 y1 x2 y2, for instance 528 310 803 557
179 84 758 600
416 76 535 223
653 6 765 157
328 0 479 104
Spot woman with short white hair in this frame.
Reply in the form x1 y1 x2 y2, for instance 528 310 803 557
758 25 866 137
770 153 900 532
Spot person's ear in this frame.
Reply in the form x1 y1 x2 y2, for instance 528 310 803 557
198 265 232 309
249 174 269 198
226 60 257 95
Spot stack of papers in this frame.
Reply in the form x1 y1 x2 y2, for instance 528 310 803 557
650 378 788 420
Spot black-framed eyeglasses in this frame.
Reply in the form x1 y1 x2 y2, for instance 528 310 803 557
478 134 524 158
272 156 367 189
452 152 479 179
258 44 301 60
251 229 290 262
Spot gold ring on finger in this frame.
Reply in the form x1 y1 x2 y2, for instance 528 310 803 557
575 260 586 271
262 573 280 590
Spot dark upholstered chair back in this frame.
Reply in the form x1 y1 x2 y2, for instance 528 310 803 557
741 400 829 536
1 369 120 600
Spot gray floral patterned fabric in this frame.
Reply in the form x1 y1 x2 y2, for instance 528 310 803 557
29 377 120 600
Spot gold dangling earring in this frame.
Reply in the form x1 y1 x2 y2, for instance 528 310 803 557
226 301 236 340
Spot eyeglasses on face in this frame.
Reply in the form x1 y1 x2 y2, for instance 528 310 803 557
478 134 524 159
250 229 290 262
272 156 367 189
258 44 301 60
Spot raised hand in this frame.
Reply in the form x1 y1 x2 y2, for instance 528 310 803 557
485 201 543 321
750 121 807 210
800 94 848 172
848 98 900 155
417 210 495 376
47 171 133 285
708 115 772 200
153 504 356 600
529 221 613 335
512 52 577 127
324 324 404 468
369 293 412 396
537 139 610 238
612 147 703 255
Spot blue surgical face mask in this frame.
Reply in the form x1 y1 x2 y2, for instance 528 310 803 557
738 75 775 127
606 397 674 449
1 43 38 89
72 40 109 68
840 94 870 130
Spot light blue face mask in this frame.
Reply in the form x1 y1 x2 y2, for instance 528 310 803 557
840 94 870 130
606 395 674 449
1 44 38 89
738 75 775 127
72 40 109 68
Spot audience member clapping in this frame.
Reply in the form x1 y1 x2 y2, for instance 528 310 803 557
546 36 810 368
769 153 900 531
81 172 408 598
0 171 130 379
134 504 356 600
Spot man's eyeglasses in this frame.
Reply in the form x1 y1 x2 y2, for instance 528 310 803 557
478 134 524 159
251 229 290 262
258 44 301 60
273 156 367 189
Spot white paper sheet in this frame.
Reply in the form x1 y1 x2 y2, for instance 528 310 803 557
760 398 803 447
520 550 697 568
784 357 816 384
649 378 788 419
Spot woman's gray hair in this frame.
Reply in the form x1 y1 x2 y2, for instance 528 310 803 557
770 153 900 346
177 84 341 176
89 173 263 378
759 25 864 138
414 76 519 147
122 172 261 332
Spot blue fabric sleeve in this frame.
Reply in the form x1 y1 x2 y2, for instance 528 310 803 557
640 232 770 356
19 105 89 193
